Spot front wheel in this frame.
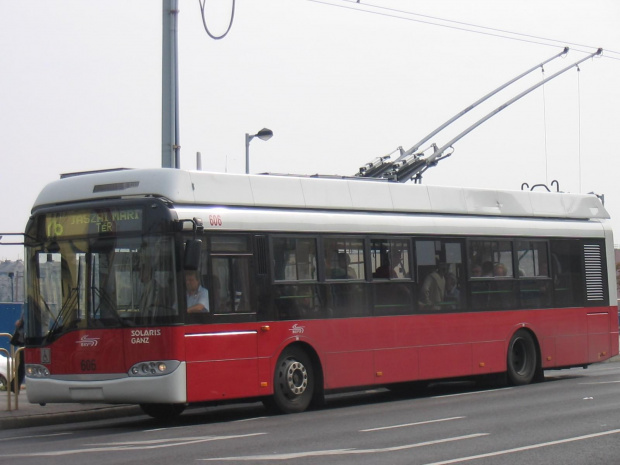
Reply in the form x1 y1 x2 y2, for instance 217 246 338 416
265 346 315 414
140 403 186 421
507 330 538 385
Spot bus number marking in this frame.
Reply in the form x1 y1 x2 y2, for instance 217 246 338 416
209 215 223 227
80 359 96 371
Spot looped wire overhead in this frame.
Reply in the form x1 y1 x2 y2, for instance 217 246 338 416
199 0 236 40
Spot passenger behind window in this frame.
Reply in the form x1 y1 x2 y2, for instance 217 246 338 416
444 272 461 310
331 253 356 279
373 251 399 279
481 261 494 277
419 262 447 311
185 270 210 313
493 263 508 277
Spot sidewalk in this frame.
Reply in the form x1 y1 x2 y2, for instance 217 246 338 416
0 390 142 430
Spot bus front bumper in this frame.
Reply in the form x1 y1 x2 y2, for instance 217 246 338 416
25 362 187 405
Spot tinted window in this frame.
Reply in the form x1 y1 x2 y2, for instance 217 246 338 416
370 238 411 279
273 237 317 281
324 237 365 280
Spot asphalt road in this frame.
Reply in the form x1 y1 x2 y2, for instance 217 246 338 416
1 363 620 465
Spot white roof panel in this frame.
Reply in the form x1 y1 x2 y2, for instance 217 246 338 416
32 169 610 221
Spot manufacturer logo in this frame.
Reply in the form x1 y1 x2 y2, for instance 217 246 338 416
289 324 305 335
76 335 100 347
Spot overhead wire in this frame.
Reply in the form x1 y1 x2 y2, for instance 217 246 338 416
306 0 620 60
199 0 236 40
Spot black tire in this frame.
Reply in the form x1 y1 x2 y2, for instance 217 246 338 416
507 330 538 385
140 403 186 420
267 346 315 414
0 374 6 391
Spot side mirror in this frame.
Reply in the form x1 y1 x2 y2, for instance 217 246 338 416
184 240 202 270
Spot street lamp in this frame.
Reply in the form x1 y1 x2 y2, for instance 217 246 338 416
245 128 273 174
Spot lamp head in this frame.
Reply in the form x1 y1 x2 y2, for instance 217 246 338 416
255 128 273 141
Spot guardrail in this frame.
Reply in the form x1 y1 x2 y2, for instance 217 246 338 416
0 333 22 411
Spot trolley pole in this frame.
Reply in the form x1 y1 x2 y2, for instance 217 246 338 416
162 0 180 168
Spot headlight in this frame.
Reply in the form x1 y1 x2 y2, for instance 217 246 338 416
26 364 50 378
128 360 179 377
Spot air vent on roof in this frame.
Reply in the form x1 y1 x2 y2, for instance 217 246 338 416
93 181 139 193
584 244 604 302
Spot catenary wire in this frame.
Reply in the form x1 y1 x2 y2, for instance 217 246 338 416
306 0 620 60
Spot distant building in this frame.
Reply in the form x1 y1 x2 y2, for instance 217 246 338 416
0 260 24 303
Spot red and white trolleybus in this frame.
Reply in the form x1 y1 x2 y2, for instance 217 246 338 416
22 168 618 418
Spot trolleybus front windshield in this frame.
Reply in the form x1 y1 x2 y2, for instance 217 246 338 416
26 235 179 344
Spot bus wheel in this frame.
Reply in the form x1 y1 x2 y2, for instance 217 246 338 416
268 346 315 414
140 403 186 420
507 330 538 385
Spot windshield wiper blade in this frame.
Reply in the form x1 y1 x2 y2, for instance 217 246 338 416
46 287 79 342
90 286 127 326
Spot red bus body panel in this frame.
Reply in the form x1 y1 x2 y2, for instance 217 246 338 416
25 305 618 404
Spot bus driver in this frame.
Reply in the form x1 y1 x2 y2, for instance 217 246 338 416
185 270 210 313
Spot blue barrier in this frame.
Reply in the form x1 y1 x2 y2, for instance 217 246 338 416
0 303 23 353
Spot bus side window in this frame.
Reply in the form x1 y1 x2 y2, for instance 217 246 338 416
415 239 464 313
210 235 253 315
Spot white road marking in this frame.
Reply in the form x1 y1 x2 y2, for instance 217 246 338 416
199 433 488 461
361 416 465 432
432 387 512 399
423 429 620 465
0 433 266 457
0 432 71 442
234 416 267 423
579 380 620 385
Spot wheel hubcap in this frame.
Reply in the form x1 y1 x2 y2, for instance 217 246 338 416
284 360 308 396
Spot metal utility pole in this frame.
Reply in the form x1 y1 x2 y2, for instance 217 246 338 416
162 0 180 168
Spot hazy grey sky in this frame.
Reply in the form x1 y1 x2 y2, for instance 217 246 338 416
1 0 619 260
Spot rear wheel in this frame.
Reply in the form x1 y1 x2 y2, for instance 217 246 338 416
265 346 315 414
0 374 6 391
507 330 538 385
140 403 186 420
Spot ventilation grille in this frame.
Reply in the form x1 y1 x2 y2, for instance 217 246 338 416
93 181 139 193
584 244 604 302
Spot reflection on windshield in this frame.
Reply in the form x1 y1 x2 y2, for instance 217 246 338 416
26 236 179 343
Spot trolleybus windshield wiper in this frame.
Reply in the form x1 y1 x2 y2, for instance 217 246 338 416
45 286 79 342
90 285 128 326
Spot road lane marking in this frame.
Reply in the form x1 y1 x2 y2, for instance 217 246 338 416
361 416 465 432
432 387 512 399
422 429 620 465
0 432 71 442
579 380 620 385
199 433 488 461
0 433 266 457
